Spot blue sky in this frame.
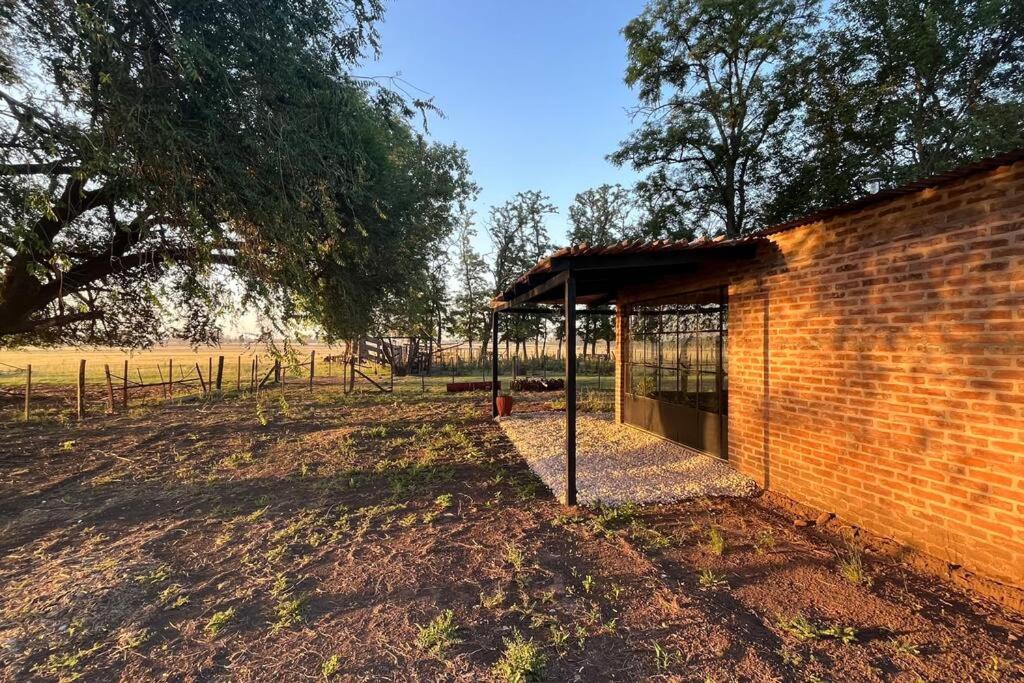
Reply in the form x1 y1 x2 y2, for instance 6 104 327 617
369 0 646 252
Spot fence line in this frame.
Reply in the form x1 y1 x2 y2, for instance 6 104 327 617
3 345 617 422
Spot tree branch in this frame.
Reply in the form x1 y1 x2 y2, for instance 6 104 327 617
0 162 80 176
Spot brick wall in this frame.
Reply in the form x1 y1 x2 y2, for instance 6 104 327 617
618 160 1024 586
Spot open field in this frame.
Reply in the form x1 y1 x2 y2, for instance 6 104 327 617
1 383 1021 681
0 345 338 388
0 345 611 388
0 343 615 423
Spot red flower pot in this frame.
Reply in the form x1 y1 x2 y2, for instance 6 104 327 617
496 395 514 417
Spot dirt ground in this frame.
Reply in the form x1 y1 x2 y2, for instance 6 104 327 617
0 385 1021 682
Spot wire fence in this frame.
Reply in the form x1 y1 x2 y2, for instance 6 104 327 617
1 344 617 423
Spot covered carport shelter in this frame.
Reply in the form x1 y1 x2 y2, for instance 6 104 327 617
489 236 762 506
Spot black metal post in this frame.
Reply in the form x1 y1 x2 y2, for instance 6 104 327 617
565 271 577 506
717 284 727 459
491 310 499 418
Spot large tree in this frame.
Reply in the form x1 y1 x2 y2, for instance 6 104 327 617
611 0 819 237
567 184 634 245
766 0 1024 222
486 191 556 357
566 185 633 353
0 0 473 347
449 212 490 356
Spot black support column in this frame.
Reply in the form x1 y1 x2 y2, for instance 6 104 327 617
491 309 499 418
564 270 577 506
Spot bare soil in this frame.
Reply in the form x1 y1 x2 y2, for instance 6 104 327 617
0 385 1021 682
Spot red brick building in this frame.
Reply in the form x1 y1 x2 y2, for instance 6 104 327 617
493 148 1024 591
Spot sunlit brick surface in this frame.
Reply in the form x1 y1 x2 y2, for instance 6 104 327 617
618 160 1024 586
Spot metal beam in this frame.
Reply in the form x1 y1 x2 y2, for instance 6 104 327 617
551 244 759 273
492 270 570 310
491 310 499 418
564 270 577 506
496 306 615 317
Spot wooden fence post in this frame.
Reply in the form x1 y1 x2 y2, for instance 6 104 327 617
123 359 129 411
157 363 166 398
208 357 213 387
104 364 114 414
216 355 224 391
77 359 86 420
23 364 31 421
309 350 315 391
195 363 207 395
274 359 281 384
168 359 174 399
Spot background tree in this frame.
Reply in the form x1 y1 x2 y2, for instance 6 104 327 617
449 212 490 356
611 0 819 237
626 183 695 241
766 0 1024 222
566 185 633 353
486 191 556 358
567 184 635 245
0 0 474 348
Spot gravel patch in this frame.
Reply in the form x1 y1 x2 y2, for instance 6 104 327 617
499 411 758 505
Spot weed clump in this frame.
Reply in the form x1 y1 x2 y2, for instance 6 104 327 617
776 615 857 644
205 607 236 637
837 534 870 586
321 654 342 677
706 526 727 555
493 630 545 682
415 610 460 655
698 568 728 588
271 596 305 633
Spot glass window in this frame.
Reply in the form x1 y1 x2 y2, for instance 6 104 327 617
625 288 727 414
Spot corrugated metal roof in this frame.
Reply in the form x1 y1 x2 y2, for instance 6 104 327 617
495 234 763 303
493 146 1024 304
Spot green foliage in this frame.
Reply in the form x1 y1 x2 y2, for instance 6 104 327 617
698 568 728 588
364 425 388 439
568 184 635 245
706 526 727 556
613 0 819 237
487 191 557 348
504 542 526 571
415 610 460 655
271 597 305 633
777 615 858 644
837 534 871 586
449 212 492 352
321 654 342 678
653 642 681 672
205 607 236 637
493 630 546 683
766 0 1024 223
0 0 474 347
754 530 776 554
